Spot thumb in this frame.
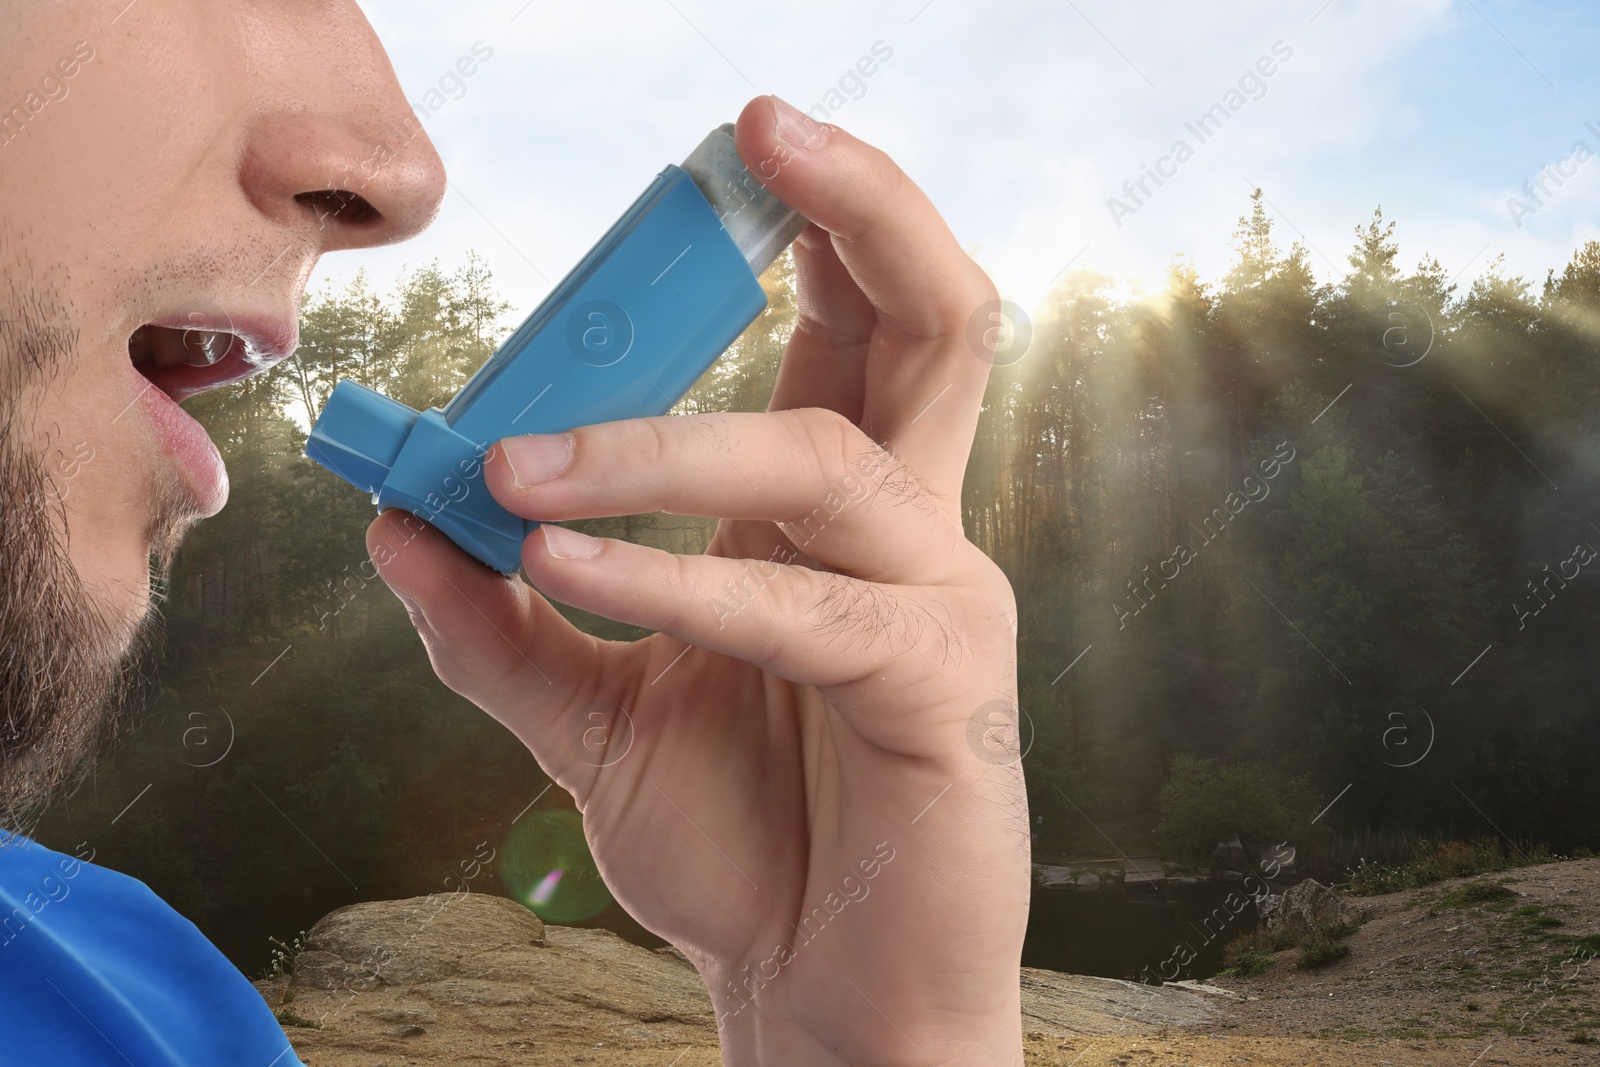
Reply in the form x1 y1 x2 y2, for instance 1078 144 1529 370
364 510 603 757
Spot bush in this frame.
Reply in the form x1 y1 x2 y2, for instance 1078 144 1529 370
1297 930 1350 969
1223 913 1362 977
1317 918 1362 940
1344 838 1559 896
1266 925 1300 952
1222 934 1277 977
1155 755 1320 864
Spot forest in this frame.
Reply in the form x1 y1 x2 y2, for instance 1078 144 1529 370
33 195 1600 973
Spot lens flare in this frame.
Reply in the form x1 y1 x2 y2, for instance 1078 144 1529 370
501 810 612 923
529 868 563 907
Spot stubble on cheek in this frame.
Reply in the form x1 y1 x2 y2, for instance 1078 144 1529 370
0 404 158 829
0 260 174 828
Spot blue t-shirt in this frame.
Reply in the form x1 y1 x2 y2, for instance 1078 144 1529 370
0 833 304 1065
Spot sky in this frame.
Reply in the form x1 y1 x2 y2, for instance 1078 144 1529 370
326 0 1600 325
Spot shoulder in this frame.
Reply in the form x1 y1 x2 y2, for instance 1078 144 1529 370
0 832 304 1066
0 831 94 945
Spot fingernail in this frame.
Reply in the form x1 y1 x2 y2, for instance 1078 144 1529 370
542 524 602 560
502 433 574 489
770 95 826 151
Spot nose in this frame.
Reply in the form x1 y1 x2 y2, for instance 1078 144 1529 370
236 3 447 254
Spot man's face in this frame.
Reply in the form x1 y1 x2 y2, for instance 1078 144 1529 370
0 0 445 815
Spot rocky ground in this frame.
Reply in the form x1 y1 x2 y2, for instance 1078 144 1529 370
261 858 1600 1065
1196 856 1600 1064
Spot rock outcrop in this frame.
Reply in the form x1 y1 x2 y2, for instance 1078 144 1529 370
1257 877 1363 936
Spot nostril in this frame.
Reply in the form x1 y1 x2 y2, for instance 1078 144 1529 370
294 189 382 227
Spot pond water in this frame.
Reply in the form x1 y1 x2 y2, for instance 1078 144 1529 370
1023 869 1278 982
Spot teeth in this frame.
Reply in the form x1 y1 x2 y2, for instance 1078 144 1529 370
181 328 232 367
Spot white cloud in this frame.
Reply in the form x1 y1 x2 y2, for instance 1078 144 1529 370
322 0 1588 339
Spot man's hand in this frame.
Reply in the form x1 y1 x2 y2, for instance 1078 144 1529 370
367 95 1027 1066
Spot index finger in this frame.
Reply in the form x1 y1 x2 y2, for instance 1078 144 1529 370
733 96 998 496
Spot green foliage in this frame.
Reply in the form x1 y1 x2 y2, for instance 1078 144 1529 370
31 251 803 973
1266 925 1301 952
1345 839 1558 897
1317 918 1362 940
25 194 1600 974
1558 933 1600 957
1154 755 1318 864
1224 917 1359 976
287 254 512 421
1429 880 1517 912
274 1007 320 1029
1510 904 1564 931
1221 933 1277 977
1297 929 1351 969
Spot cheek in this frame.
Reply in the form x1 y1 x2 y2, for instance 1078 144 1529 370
27 358 162 635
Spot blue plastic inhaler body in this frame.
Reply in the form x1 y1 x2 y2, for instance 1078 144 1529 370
305 124 807 572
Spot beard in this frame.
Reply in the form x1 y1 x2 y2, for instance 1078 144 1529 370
0 278 190 833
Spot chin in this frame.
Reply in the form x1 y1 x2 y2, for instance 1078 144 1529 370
79 507 199 656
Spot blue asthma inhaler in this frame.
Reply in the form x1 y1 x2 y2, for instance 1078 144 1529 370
305 124 809 573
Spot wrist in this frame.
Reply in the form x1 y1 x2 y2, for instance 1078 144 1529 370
712 1004 847 1067
706 971 1023 1067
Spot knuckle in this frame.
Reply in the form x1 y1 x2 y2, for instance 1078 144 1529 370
632 416 673 468
859 143 910 205
974 553 1018 622
807 572 934 662
792 309 871 353
967 267 1001 314
665 550 696 601
774 566 822 632
429 641 526 703
648 552 696 636
828 145 907 244
934 266 1000 340
616 417 676 511
788 406 863 485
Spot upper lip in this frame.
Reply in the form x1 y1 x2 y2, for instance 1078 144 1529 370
129 312 299 403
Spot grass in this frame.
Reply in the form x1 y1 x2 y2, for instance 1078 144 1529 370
1339 838 1571 897
1508 904 1566 931
1454 904 1600 1040
1421 880 1518 915
1221 934 1277 977
1560 933 1600 957
1222 915 1362 976
260 930 310 981
274 1007 320 1029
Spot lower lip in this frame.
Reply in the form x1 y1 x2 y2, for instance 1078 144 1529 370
135 372 229 517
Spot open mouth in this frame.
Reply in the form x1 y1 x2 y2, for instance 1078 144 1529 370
127 321 287 403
